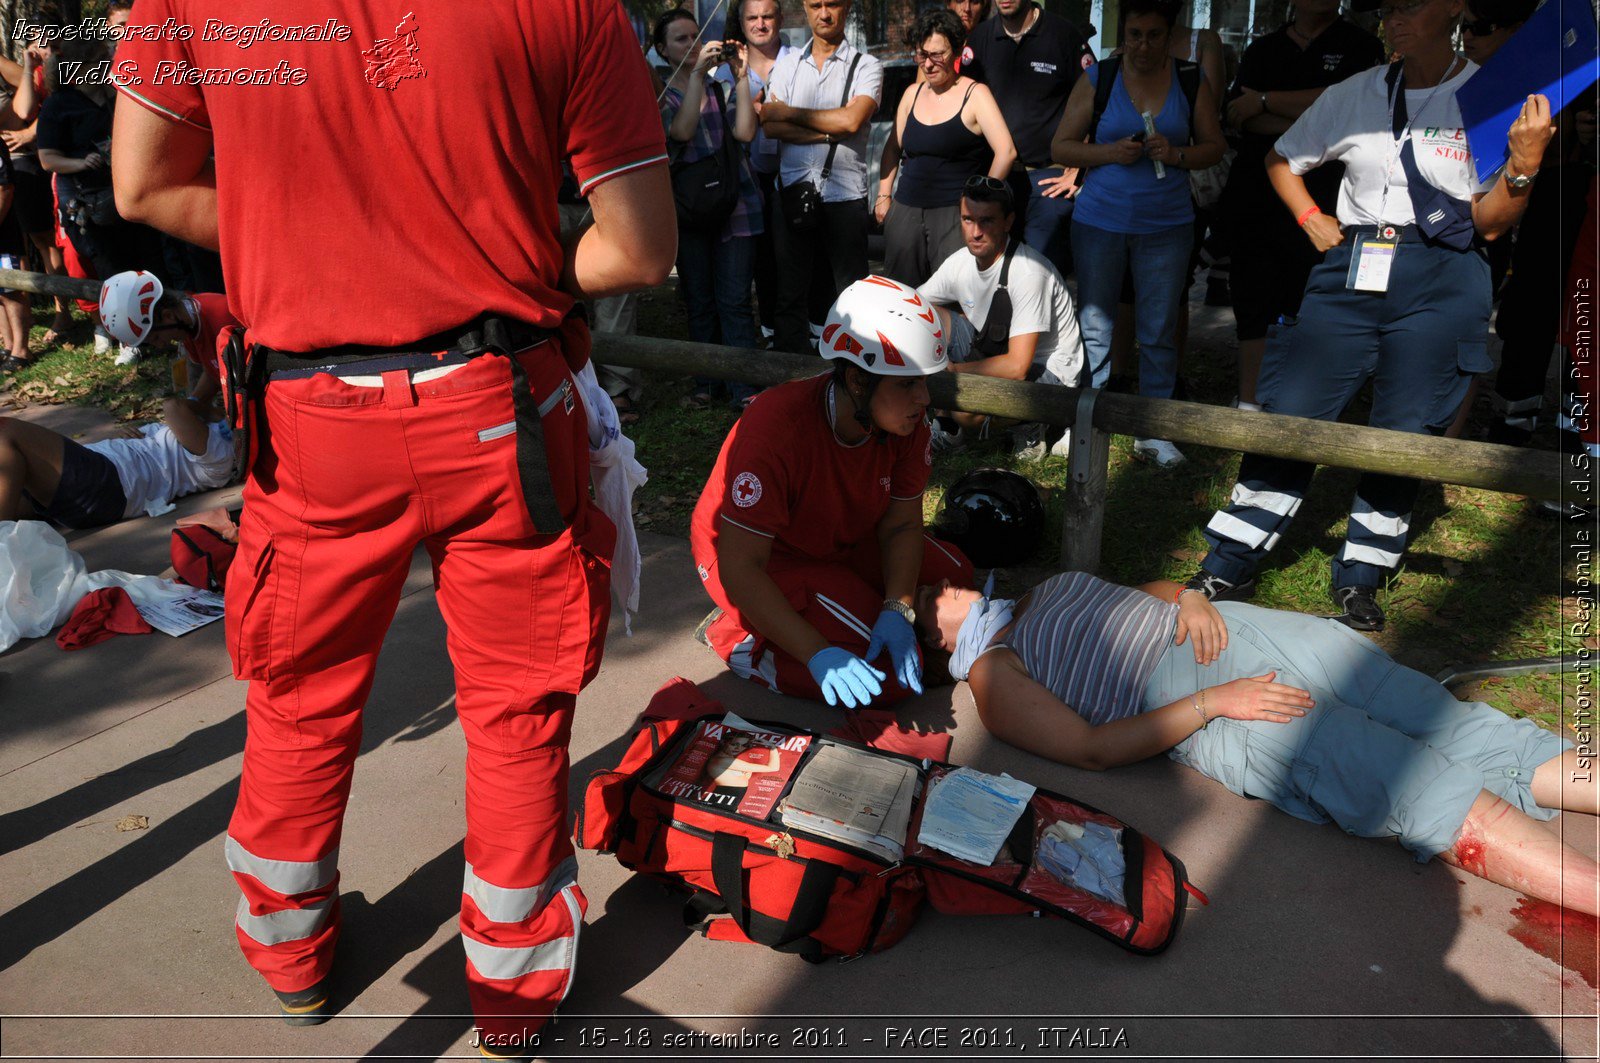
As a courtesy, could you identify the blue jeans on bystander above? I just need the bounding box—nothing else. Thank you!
[677,230,758,401]
[1071,220,1192,394]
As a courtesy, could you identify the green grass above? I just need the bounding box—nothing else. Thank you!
[618,283,1584,731]
[1,314,174,422]
[5,282,1581,731]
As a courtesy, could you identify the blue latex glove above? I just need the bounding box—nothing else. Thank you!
[806,646,886,709]
[864,608,923,695]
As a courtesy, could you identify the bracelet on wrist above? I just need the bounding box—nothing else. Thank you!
[1190,693,1210,728]
[1296,205,1321,228]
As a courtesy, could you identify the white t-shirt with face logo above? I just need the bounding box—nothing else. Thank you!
[1275,60,1494,229]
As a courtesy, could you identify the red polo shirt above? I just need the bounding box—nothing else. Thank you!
[113,1,666,352]
[690,375,933,568]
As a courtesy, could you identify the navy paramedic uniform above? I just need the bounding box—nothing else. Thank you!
[1200,59,1493,593]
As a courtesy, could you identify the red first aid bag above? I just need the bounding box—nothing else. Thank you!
[171,525,238,591]
[577,680,1199,962]
[578,710,927,962]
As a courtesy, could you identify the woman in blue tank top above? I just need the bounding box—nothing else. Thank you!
[909,572,1596,918]
[876,8,1017,286]
[1051,0,1225,468]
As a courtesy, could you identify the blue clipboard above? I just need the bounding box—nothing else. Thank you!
[1457,0,1600,184]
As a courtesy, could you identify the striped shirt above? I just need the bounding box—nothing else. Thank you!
[1000,573,1178,725]
[662,83,765,243]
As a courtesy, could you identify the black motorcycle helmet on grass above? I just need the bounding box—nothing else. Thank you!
[932,468,1045,568]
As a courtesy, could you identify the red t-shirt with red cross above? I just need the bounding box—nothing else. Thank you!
[690,375,933,568]
[112,1,666,352]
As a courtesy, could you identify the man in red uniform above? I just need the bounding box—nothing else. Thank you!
[110,2,673,1054]
[691,276,974,709]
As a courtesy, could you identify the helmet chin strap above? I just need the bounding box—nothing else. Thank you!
[839,372,882,439]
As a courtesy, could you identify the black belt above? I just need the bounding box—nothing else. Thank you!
[225,313,571,535]
[1345,223,1487,256]
[254,315,552,377]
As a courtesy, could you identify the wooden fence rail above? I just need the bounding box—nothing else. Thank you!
[0,263,1556,572]
[590,333,1563,572]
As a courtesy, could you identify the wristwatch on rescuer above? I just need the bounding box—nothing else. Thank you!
[883,599,916,625]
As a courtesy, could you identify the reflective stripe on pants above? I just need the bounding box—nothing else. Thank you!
[1201,237,1489,590]
[225,346,611,1031]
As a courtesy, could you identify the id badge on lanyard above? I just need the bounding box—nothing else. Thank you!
[1347,225,1400,292]
[1348,62,1458,293]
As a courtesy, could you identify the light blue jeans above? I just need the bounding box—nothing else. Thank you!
[1071,220,1192,394]
[1143,603,1569,861]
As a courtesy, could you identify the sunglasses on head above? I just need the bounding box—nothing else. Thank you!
[964,175,1009,194]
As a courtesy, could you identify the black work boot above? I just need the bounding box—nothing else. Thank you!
[274,978,335,1026]
[1183,571,1258,603]
[1331,585,1385,632]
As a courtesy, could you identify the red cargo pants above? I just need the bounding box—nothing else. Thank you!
[696,534,973,704]
[223,340,613,1042]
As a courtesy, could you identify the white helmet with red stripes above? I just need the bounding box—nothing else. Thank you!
[99,270,165,347]
[820,275,948,376]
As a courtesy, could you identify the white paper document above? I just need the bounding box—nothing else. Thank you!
[136,588,226,637]
[916,767,1036,866]
[778,744,919,863]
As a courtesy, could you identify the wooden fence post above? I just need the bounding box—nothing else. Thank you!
[1060,388,1109,574]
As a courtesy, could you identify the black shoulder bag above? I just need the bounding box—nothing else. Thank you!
[671,80,742,232]
[780,54,862,232]
[972,238,1019,358]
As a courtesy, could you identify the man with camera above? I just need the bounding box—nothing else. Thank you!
[759,0,883,356]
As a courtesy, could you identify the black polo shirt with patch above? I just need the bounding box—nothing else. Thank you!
[1228,19,1385,200]
[965,3,1096,168]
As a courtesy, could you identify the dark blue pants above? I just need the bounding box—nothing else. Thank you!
[1201,231,1492,591]
[1007,167,1076,278]
[677,229,758,401]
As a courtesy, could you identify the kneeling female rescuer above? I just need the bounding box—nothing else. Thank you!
[690,276,975,709]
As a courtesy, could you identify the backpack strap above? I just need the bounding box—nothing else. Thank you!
[1087,55,1121,145]
[817,53,864,184]
[997,235,1018,290]
[1174,58,1202,142]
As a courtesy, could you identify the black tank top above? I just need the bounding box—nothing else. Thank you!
[895,83,990,210]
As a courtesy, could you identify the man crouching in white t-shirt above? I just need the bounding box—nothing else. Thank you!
[918,176,1085,457]
[0,395,235,528]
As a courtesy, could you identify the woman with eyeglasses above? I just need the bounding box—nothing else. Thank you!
[1049,0,1227,469]
[876,8,1017,287]
[1185,0,1553,633]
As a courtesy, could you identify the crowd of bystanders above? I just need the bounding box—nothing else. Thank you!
[1,0,1593,636]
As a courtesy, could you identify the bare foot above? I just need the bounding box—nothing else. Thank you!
[41,312,71,346]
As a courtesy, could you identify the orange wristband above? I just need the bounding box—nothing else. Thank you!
[1296,206,1322,228]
